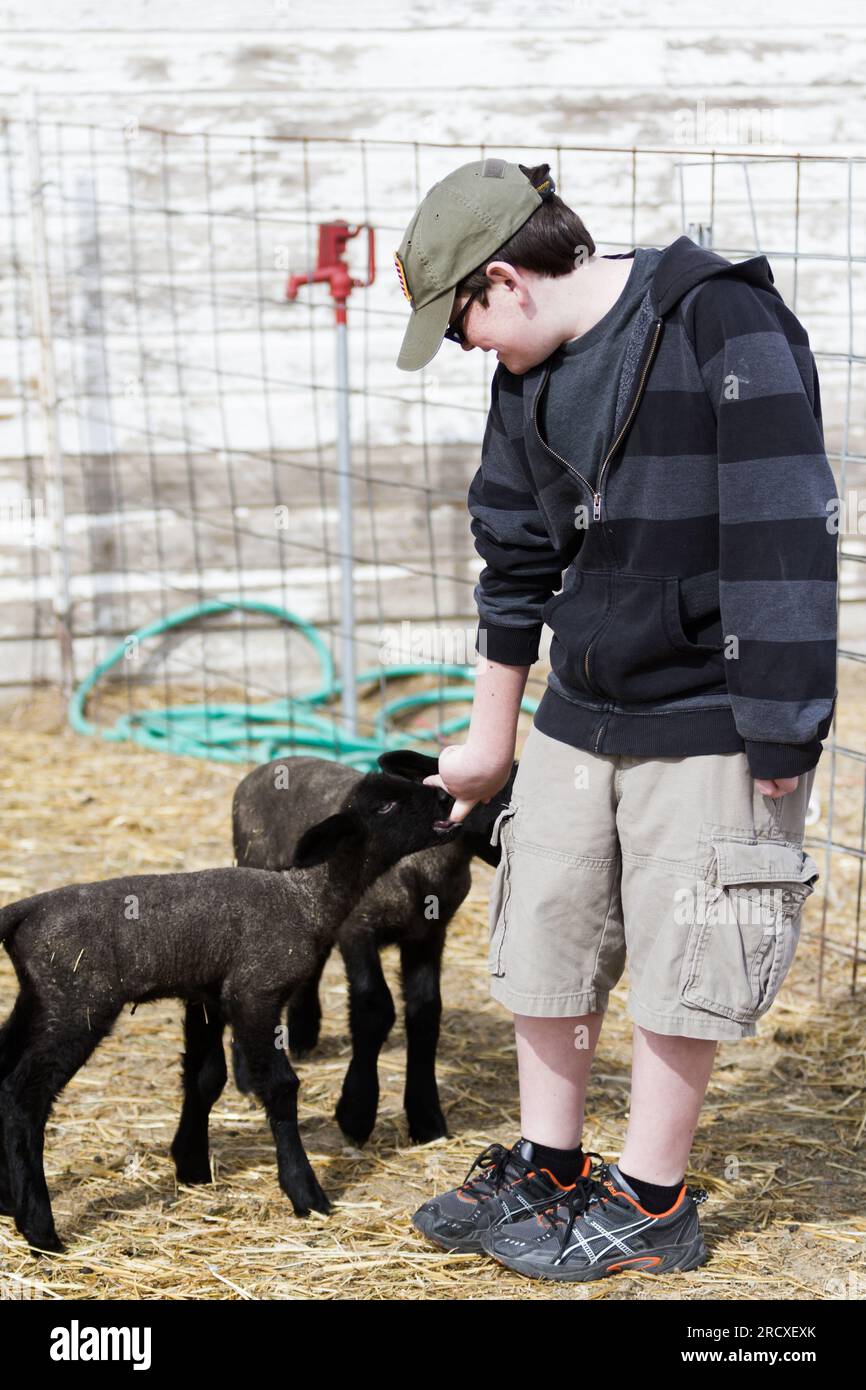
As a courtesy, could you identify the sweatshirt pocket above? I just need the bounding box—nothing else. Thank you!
[544,570,725,702]
[542,570,612,699]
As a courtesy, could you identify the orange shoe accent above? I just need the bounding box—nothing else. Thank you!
[603,1179,688,1219]
[538,1168,578,1191]
[606,1255,664,1272]
[532,1151,593,1189]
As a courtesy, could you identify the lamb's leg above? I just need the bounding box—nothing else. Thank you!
[334,932,396,1145]
[231,1007,330,1217]
[287,947,331,1057]
[0,1091,58,1251]
[171,998,226,1185]
[0,995,32,1080]
[1,1013,114,1253]
[400,926,448,1144]
[230,1037,252,1095]
[0,995,34,1213]
[231,947,330,1095]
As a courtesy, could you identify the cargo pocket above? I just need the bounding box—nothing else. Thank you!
[678,837,820,1024]
[488,803,518,978]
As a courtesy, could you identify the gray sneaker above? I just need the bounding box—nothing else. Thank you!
[412,1140,602,1254]
[480,1160,709,1281]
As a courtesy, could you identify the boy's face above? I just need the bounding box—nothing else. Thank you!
[448,261,564,375]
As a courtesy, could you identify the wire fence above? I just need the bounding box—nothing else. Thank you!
[0,108,864,994]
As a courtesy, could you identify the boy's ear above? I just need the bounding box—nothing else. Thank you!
[377,749,440,782]
[292,810,365,869]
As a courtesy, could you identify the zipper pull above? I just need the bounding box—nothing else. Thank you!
[592,492,602,521]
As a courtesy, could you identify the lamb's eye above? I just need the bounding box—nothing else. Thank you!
[377,800,398,815]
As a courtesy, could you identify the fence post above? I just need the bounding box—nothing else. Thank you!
[334,315,357,737]
[24,90,74,696]
[75,168,119,651]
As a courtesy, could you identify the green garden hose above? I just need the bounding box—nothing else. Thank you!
[67,598,539,771]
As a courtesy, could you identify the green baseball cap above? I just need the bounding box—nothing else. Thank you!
[393,158,554,372]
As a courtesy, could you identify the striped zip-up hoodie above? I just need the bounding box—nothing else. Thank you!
[468,235,839,779]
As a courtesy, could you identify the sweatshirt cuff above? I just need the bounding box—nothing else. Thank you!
[475,620,542,666]
[744,737,823,781]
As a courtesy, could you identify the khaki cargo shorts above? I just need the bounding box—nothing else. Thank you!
[487,724,820,1040]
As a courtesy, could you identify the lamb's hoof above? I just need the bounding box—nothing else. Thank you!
[335,1095,375,1146]
[288,1181,331,1218]
[407,1112,449,1145]
[0,1191,15,1217]
[171,1138,214,1185]
[175,1161,213,1185]
[24,1226,65,1255]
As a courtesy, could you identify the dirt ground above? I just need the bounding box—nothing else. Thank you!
[0,675,864,1302]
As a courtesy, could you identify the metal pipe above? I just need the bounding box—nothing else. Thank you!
[335,317,356,736]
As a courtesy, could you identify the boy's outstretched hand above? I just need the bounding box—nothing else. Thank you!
[422,743,512,823]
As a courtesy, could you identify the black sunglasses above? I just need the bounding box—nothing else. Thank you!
[443,288,483,346]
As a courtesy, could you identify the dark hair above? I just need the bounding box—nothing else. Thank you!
[453,162,596,308]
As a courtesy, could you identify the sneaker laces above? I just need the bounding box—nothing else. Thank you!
[542,1162,709,1257]
[457,1142,531,1204]
[541,1162,636,1255]
[458,1141,602,1206]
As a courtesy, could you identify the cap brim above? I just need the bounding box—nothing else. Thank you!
[395,284,456,371]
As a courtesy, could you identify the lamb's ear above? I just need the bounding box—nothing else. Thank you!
[377,749,440,781]
[292,810,365,869]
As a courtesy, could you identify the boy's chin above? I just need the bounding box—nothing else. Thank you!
[498,357,531,375]
[497,348,550,374]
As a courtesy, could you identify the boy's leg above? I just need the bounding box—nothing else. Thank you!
[515,1011,605,1150]
[411,1007,606,1254]
[488,724,625,1152]
[617,750,818,1187]
[618,1026,717,1184]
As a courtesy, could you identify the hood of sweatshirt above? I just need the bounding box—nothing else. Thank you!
[648,233,783,317]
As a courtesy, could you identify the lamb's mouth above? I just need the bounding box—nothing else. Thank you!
[433,819,459,832]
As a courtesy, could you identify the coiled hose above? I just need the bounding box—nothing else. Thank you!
[68,598,539,771]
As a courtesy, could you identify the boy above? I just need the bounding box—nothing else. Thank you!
[392,159,837,1281]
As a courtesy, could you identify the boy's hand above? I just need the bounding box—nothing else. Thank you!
[422,743,512,823]
[755,776,799,798]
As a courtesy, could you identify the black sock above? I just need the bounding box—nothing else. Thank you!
[524,1138,585,1187]
[619,1168,684,1215]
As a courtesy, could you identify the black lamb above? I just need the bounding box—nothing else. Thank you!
[232,748,516,1145]
[0,771,461,1253]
